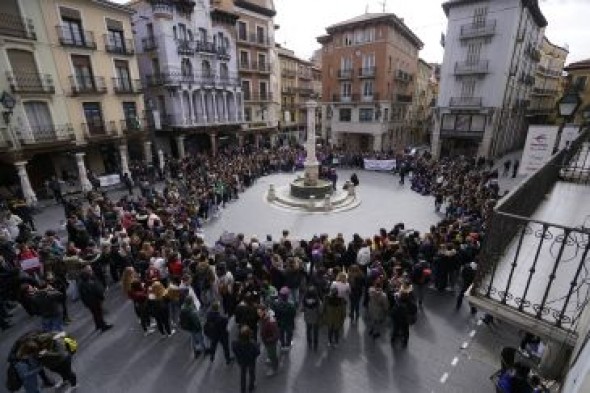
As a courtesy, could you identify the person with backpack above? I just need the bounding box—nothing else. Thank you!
[179,296,205,359]
[258,304,280,376]
[390,290,417,348]
[232,326,261,393]
[411,259,431,308]
[204,302,233,364]
[12,340,42,393]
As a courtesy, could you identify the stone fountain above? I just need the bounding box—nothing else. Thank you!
[266,100,360,213]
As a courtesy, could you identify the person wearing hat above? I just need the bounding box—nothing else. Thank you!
[272,286,296,351]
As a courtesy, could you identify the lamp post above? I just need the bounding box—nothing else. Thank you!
[555,91,582,153]
[1,91,19,148]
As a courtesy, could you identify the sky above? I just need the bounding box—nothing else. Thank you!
[114,0,589,64]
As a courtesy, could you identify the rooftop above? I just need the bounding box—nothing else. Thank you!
[442,0,547,28]
[565,59,590,71]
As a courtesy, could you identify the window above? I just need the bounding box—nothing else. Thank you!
[201,60,211,77]
[123,102,138,129]
[146,23,154,39]
[365,28,375,42]
[59,7,84,45]
[219,63,228,80]
[339,108,351,122]
[83,103,104,134]
[240,51,249,68]
[355,29,364,44]
[384,108,389,122]
[181,58,193,78]
[71,55,94,89]
[362,54,375,70]
[199,28,207,42]
[344,33,353,46]
[341,82,351,97]
[466,42,482,63]
[473,7,488,27]
[24,101,53,136]
[341,56,352,71]
[106,19,125,52]
[238,22,247,40]
[575,76,587,91]
[363,80,373,97]
[242,80,251,98]
[178,23,187,40]
[157,95,166,116]
[7,49,40,90]
[359,108,374,122]
[173,26,178,40]
[256,26,265,44]
[114,59,131,90]
[461,79,476,97]
[244,107,252,122]
[258,53,266,70]
[151,58,160,75]
[259,81,268,99]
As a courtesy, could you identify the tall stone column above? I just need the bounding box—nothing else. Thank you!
[303,100,319,185]
[119,143,131,178]
[210,133,217,157]
[255,134,261,149]
[240,93,245,122]
[187,93,194,124]
[144,141,153,164]
[200,91,208,123]
[176,135,186,159]
[373,133,383,152]
[75,152,93,192]
[222,92,228,122]
[158,149,165,173]
[14,161,37,206]
[212,91,219,122]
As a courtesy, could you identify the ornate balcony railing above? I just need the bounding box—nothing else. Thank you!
[337,69,353,79]
[450,96,483,107]
[112,78,142,94]
[70,75,107,95]
[395,70,413,82]
[460,20,496,39]
[282,69,296,78]
[237,32,271,46]
[17,124,75,146]
[358,67,376,78]
[82,120,118,139]
[239,61,271,73]
[471,131,590,339]
[104,35,135,55]
[176,39,193,55]
[120,118,145,135]
[7,72,55,94]
[195,40,217,54]
[0,12,36,40]
[531,87,558,96]
[454,60,489,75]
[537,65,561,78]
[244,92,272,102]
[56,26,96,49]
[142,36,158,51]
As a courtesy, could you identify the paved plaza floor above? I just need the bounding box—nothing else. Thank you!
[1,164,529,393]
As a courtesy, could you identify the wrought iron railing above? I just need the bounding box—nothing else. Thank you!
[104,35,135,55]
[56,26,96,49]
[7,72,55,94]
[237,32,271,46]
[395,69,413,82]
[195,40,217,54]
[70,75,107,95]
[454,60,489,75]
[472,130,590,331]
[460,20,496,39]
[281,69,296,78]
[450,96,483,107]
[82,120,118,139]
[176,39,193,55]
[142,36,158,51]
[0,13,36,40]
[112,78,142,94]
[244,92,272,102]
[120,118,145,134]
[337,69,353,79]
[17,124,75,145]
[358,67,376,78]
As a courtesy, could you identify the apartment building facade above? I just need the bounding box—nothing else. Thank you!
[432,0,547,159]
[277,45,318,144]
[0,0,145,204]
[234,0,279,147]
[410,59,435,145]
[130,0,243,157]
[527,36,568,124]
[317,13,423,152]
[564,59,590,126]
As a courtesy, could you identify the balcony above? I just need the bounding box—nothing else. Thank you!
[237,33,271,47]
[298,71,312,80]
[195,40,217,54]
[396,94,413,103]
[460,20,496,39]
[454,60,489,75]
[69,75,107,95]
[358,67,376,78]
[56,26,96,49]
[298,88,313,97]
[337,69,353,80]
[449,96,483,107]
[440,129,484,139]
[282,86,296,95]
[7,72,55,95]
[537,65,561,78]
[112,78,142,94]
[468,132,590,346]
[120,118,146,135]
[176,39,193,55]
[394,70,413,83]
[0,12,36,40]
[281,69,296,78]
[104,35,134,55]
[527,45,542,62]
[216,46,231,60]
[531,87,558,96]
[360,92,380,102]
[17,124,76,147]
[151,2,174,18]
[82,120,118,140]
[142,36,158,51]
[239,61,271,73]
[244,92,273,102]
[216,76,241,88]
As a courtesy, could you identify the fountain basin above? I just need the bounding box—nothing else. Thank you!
[290,178,333,199]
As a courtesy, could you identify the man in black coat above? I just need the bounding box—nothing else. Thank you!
[204,302,233,364]
[232,326,260,393]
[77,266,112,332]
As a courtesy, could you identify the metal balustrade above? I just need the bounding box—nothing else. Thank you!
[17,124,75,145]
[104,35,134,55]
[112,78,142,94]
[56,26,96,49]
[454,60,489,75]
[0,13,36,40]
[7,72,55,94]
[460,20,496,39]
[450,96,483,107]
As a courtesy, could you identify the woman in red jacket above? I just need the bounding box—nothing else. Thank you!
[128,279,154,336]
[18,243,42,279]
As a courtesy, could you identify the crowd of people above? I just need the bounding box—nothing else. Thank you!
[0,144,544,393]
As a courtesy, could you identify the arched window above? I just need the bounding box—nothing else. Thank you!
[219,63,228,80]
[202,60,211,77]
[181,58,193,78]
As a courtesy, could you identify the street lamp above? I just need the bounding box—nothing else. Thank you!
[1,91,16,125]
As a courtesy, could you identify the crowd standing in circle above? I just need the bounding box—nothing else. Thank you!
[0,144,509,393]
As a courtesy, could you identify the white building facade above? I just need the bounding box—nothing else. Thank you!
[130,0,243,156]
[432,0,547,159]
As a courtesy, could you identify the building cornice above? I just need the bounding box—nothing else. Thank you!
[93,0,135,14]
[234,1,276,17]
[564,59,590,72]
[211,8,239,25]
[442,0,547,28]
